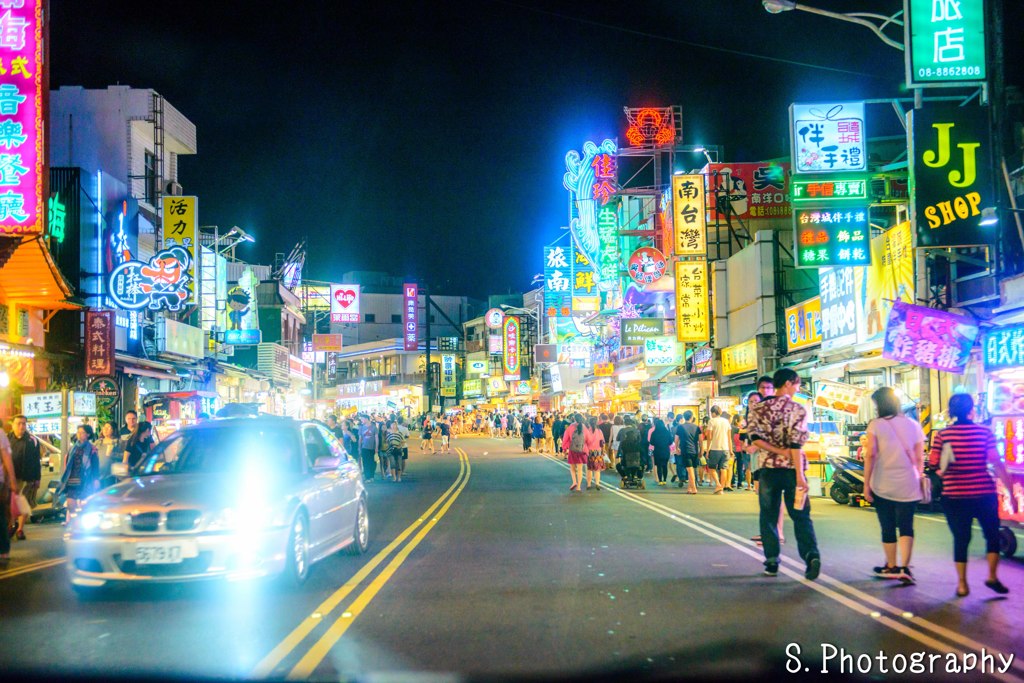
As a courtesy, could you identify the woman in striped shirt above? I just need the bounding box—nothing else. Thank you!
[928,394,1013,597]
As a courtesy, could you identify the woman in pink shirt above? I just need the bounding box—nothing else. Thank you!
[583,415,606,491]
[561,413,590,492]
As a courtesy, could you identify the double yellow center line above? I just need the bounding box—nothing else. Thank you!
[252,447,471,680]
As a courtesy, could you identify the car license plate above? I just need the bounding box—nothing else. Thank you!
[132,542,193,565]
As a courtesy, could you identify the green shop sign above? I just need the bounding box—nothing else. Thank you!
[905,0,986,88]
[791,179,868,203]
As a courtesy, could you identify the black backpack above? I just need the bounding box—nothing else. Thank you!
[619,427,640,455]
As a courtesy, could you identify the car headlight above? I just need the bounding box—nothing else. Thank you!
[77,511,122,533]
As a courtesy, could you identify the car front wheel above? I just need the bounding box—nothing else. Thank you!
[284,512,310,585]
[345,498,370,556]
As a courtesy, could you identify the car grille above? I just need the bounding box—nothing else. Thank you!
[115,552,213,577]
[130,512,161,532]
[166,510,201,532]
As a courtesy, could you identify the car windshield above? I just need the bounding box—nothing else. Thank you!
[140,424,303,476]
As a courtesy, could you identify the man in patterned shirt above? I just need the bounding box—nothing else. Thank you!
[746,368,821,580]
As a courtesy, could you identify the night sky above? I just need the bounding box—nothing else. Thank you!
[49,1,1023,295]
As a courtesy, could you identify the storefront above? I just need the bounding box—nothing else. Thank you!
[718,338,760,399]
[144,390,219,438]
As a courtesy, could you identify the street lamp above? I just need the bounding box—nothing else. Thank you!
[761,0,905,52]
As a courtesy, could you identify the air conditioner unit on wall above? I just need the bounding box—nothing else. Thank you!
[165,181,183,196]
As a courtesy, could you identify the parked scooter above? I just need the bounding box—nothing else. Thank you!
[827,454,864,506]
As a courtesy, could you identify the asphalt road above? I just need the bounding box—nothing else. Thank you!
[1,436,1022,681]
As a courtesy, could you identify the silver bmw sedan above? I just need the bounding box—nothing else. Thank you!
[64,416,369,596]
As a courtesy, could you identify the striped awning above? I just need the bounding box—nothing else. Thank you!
[0,236,78,310]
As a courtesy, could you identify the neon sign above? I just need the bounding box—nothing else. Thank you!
[625,108,675,147]
[627,247,667,285]
[0,0,42,236]
[794,207,871,268]
[47,193,65,243]
[791,179,867,202]
[502,316,520,380]
[108,245,194,311]
[564,139,617,291]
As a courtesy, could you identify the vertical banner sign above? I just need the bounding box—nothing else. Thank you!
[502,316,521,380]
[790,102,867,174]
[161,196,197,303]
[441,353,456,397]
[85,310,115,377]
[675,261,710,343]
[595,198,620,287]
[905,0,986,88]
[910,104,993,248]
[543,245,571,317]
[862,222,915,344]
[672,174,707,256]
[330,283,360,323]
[0,0,43,237]
[819,267,860,350]
[403,283,418,352]
[563,139,617,294]
[571,237,598,311]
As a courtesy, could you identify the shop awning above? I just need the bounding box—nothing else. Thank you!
[0,236,78,310]
[719,372,757,390]
[641,365,680,387]
[116,353,180,381]
[811,355,897,382]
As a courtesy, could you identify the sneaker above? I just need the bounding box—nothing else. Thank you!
[658,481,667,486]
[724,487,734,492]
[805,556,822,581]
[899,567,915,585]
[763,562,779,577]
[873,565,900,578]
[671,475,678,483]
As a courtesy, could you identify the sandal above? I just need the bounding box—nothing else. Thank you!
[985,580,1009,595]
[956,586,970,598]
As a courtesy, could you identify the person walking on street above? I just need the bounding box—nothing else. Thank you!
[397,417,411,477]
[123,421,154,473]
[0,420,15,561]
[584,416,606,490]
[438,417,451,454]
[552,414,566,457]
[94,422,120,487]
[650,418,674,486]
[705,406,733,494]
[929,393,1014,597]
[8,415,42,540]
[746,368,821,580]
[562,414,588,492]
[674,411,702,494]
[120,409,139,438]
[358,416,378,482]
[384,421,405,483]
[420,416,435,453]
[863,387,925,585]
[61,425,100,519]
[531,415,545,453]
[639,415,653,473]
[521,414,533,453]
[543,414,555,454]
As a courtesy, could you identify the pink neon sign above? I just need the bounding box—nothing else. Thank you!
[0,0,43,236]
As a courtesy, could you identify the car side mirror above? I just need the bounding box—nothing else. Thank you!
[111,463,129,479]
[314,456,341,470]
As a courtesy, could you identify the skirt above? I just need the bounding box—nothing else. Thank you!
[587,453,606,472]
[567,450,588,466]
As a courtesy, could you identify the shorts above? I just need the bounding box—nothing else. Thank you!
[567,450,588,466]
[389,449,403,471]
[678,453,701,470]
[587,453,605,472]
[20,480,40,508]
[441,435,449,447]
[707,450,729,471]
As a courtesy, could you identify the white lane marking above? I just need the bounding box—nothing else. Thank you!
[540,454,1023,678]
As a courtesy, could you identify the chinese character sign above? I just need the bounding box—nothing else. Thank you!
[644,336,683,367]
[161,196,197,303]
[543,245,571,317]
[983,325,1024,373]
[330,284,361,323]
[906,0,986,87]
[21,392,62,419]
[108,245,194,311]
[0,0,42,236]
[595,199,620,286]
[721,339,758,376]
[672,173,706,256]
[882,301,979,374]
[627,247,667,285]
[863,222,915,344]
[819,267,861,350]
[502,316,520,380]
[403,283,418,352]
[85,310,114,377]
[675,261,710,343]
[707,163,791,220]
[441,353,457,397]
[794,207,871,268]
[563,139,617,291]
[791,179,868,203]
[910,104,993,248]
[785,296,822,352]
[571,237,599,311]
[791,102,867,174]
